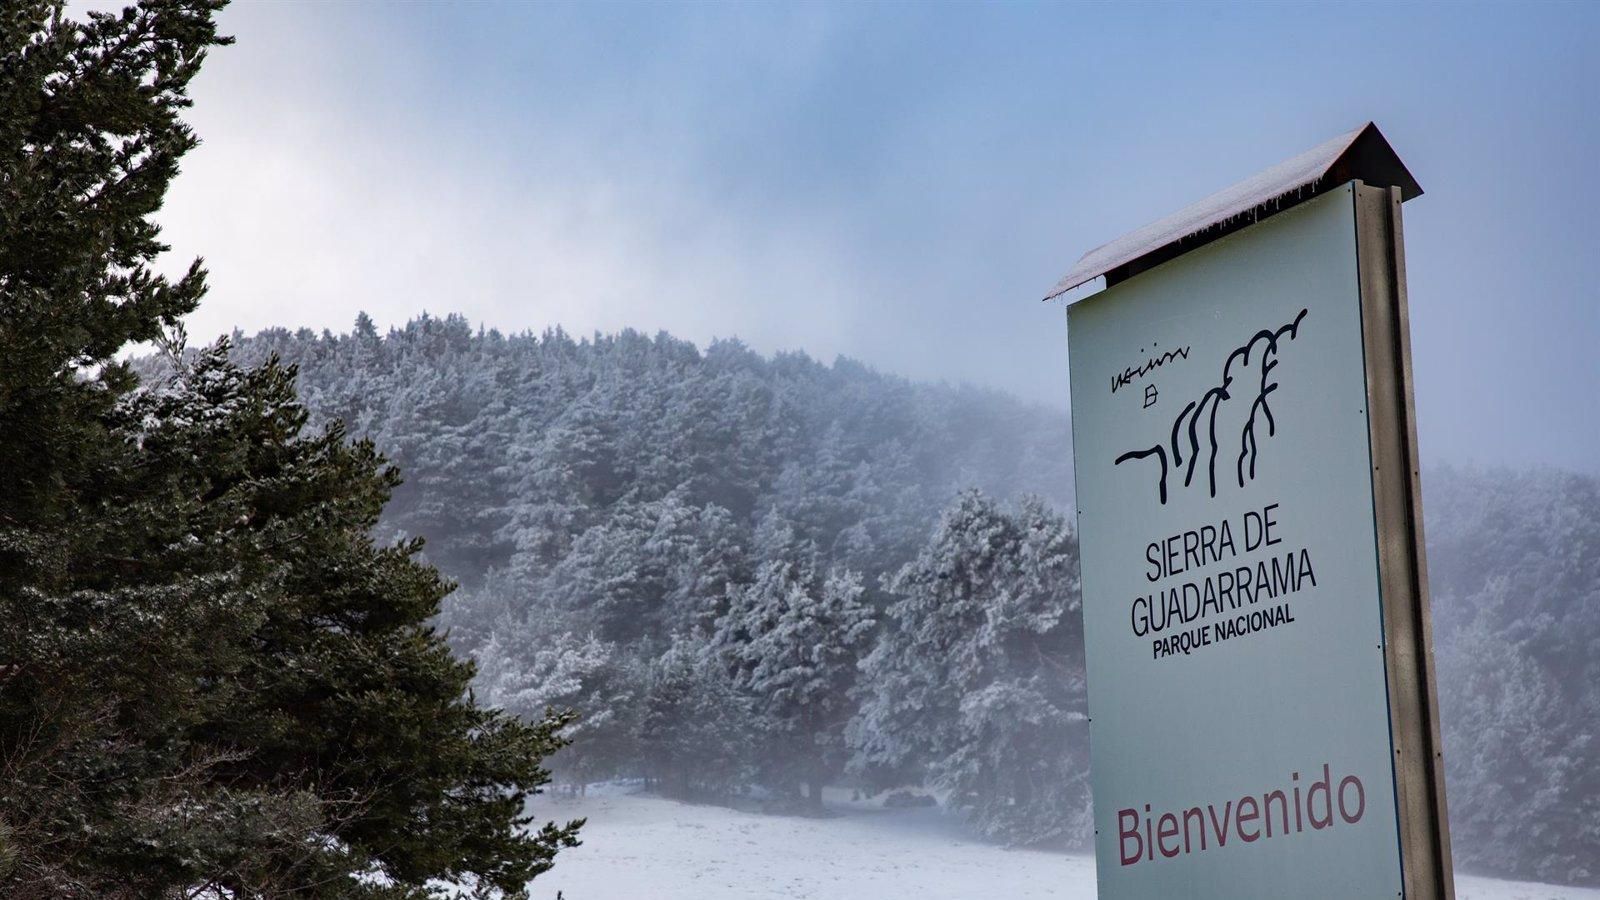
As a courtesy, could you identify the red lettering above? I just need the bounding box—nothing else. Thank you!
[1157,813,1180,858]
[1338,775,1366,824]
[1264,790,1289,838]
[1292,772,1304,833]
[1112,764,1368,867]
[1237,795,1261,842]
[1207,800,1233,848]
[1308,763,1333,829]
[1181,807,1207,853]
[1145,804,1154,861]
[1119,808,1142,866]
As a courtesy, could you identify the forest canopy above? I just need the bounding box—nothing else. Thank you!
[223,316,1600,887]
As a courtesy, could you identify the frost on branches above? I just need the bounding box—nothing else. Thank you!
[851,491,1092,845]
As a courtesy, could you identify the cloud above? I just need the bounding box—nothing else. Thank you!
[68,1,1600,473]
[148,3,868,362]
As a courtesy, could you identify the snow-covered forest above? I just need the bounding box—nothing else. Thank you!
[222,314,1598,888]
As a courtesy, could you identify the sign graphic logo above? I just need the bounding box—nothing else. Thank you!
[1114,308,1308,504]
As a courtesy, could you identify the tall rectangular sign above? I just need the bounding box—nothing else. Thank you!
[1067,183,1451,898]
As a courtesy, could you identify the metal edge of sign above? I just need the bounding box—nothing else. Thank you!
[1351,181,1456,900]
[1059,300,1107,896]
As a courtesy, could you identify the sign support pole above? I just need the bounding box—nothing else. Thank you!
[1354,182,1454,899]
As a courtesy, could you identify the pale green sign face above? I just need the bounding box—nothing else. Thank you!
[1067,186,1404,899]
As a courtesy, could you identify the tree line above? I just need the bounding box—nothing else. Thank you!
[229,315,1600,886]
[221,314,1090,847]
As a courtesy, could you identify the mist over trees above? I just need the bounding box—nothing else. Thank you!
[225,316,1600,887]
[221,315,1086,841]
[225,314,1075,595]
[1426,466,1600,886]
[850,492,1091,845]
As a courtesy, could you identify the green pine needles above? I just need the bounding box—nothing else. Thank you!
[0,3,580,896]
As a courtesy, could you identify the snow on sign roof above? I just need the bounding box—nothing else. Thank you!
[1043,122,1422,302]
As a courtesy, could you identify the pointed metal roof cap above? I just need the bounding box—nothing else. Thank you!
[1044,122,1422,302]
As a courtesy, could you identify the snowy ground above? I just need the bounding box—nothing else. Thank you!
[526,783,1599,900]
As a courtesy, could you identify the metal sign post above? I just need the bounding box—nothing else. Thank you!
[1050,124,1452,899]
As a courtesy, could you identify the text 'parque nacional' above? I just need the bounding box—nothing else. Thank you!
[1131,503,1318,660]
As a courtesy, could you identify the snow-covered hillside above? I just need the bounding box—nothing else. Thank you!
[529,785,1600,900]
[241,325,1600,883]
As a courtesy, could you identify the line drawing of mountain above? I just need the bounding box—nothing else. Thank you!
[1114,308,1309,505]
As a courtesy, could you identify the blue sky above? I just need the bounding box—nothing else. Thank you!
[153,1,1597,473]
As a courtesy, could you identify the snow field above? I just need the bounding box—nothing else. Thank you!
[528,785,1600,900]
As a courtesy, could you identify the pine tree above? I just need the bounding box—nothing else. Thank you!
[1427,466,1600,885]
[850,491,1091,845]
[477,629,636,793]
[714,543,874,809]
[636,637,753,800]
[0,4,579,895]
[1,3,231,891]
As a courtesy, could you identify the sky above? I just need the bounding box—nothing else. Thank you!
[136,1,1597,474]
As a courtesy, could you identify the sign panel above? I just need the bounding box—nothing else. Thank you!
[1068,185,1409,898]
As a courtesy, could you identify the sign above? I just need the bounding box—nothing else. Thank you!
[1065,180,1452,898]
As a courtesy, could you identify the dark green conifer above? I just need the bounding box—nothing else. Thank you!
[0,3,580,896]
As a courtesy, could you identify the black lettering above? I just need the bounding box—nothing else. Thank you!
[1244,509,1263,551]
[1298,548,1317,588]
